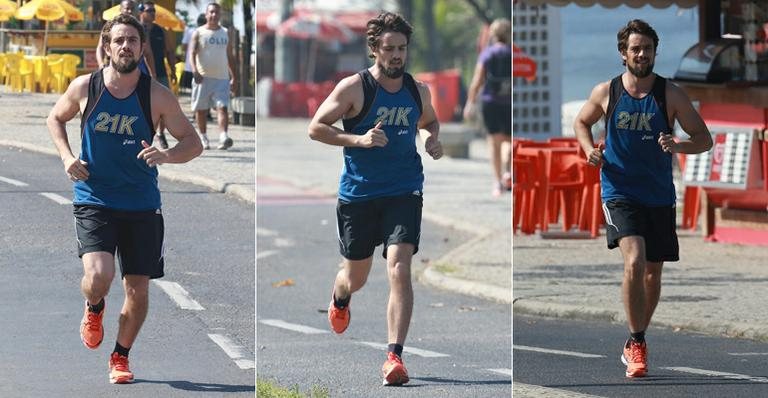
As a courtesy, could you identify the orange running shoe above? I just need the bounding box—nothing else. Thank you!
[327,296,350,334]
[621,339,648,378]
[80,301,104,350]
[109,352,134,384]
[382,352,409,386]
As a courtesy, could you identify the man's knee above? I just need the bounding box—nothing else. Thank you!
[82,253,115,295]
[124,276,150,302]
[387,260,412,281]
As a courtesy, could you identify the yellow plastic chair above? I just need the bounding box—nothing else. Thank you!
[3,53,22,87]
[45,53,62,63]
[0,54,7,83]
[61,54,81,84]
[31,56,50,93]
[12,58,35,92]
[47,58,67,93]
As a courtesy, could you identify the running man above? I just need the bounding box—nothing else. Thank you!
[308,11,443,386]
[47,14,202,384]
[573,19,712,378]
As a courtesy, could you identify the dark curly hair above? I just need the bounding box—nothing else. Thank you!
[366,12,413,59]
[617,19,659,65]
[101,13,146,48]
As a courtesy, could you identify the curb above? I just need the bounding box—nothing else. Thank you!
[420,266,511,304]
[0,140,254,204]
[513,298,768,342]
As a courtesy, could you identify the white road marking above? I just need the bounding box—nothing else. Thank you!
[513,344,605,358]
[274,238,294,247]
[259,319,329,334]
[208,334,254,370]
[514,383,606,397]
[234,359,256,369]
[152,280,205,310]
[257,227,278,237]
[357,341,450,358]
[256,250,279,260]
[662,366,768,383]
[0,176,28,186]
[39,192,72,205]
[487,368,512,377]
[728,352,768,356]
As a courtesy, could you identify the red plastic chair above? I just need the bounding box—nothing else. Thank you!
[513,156,540,234]
[545,152,586,232]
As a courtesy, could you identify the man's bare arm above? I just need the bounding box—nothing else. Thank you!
[96,35,106,68]
[308,76,376,148]
[415,82,442,160]
[574,82,609,165]
[137,84,202,166]
[663,84,712,154]
[46,75,90,179]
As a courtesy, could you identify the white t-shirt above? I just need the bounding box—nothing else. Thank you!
[193,25,229,80]
[182,26,195,72]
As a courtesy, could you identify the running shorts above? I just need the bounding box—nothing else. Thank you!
[481,101,511,135]
[336,192,423,260]
[74,205,165,278]
[602,199,679,262]
[191,76,230,111]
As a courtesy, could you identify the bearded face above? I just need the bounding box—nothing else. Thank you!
[111,56,139,73]
[623,33,656,78]
[373,31,408,79]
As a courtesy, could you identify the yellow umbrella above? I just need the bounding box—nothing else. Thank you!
[15,0,83,54]
[0,0,18,21]
[0,0,18,53]
[102,4,184,32]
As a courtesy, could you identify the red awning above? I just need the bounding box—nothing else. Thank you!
[257,9,379,35]
[520,0,696,8]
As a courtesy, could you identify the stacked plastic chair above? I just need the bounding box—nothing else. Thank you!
[61,54,81,86]
[46,57,67,93]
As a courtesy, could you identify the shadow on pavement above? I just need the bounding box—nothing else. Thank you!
[410,376,511,385]
[133,379,255,392]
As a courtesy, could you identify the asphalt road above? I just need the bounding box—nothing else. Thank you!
[514,314,768,397]
[256,178,512,397]
[0,146,254,396]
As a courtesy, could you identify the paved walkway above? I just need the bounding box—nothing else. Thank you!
[514,219,768,341]
[0,87,512,304]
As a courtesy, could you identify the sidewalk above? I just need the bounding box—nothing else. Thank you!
[514,225,768,341]
[0,87,512,304]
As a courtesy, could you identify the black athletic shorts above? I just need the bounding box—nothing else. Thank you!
[336,192,423,260]
[481,101,511,135]
[602,199,679,262]
[74,205,165,278]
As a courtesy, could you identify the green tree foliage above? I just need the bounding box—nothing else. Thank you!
[406,0,509,87]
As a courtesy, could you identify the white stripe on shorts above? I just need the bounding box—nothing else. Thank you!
[602,202,619,232]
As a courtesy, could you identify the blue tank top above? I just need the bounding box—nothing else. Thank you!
[602,76,675,206]
[338,70,424,202]
[74,71,160,210]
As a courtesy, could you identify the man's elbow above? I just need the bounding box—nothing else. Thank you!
[308,123,322,141]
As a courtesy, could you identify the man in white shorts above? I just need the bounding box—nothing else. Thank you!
[190,2,236,150]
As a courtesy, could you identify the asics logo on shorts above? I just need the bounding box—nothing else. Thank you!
[375,106,413,127]
[93,112,138,135]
